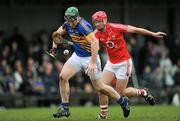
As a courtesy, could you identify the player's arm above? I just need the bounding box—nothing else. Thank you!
[87,32,99,64]
[47,26,66,58]
[127,25,167,39]
[86,32,99,74]
[52,26,66,48]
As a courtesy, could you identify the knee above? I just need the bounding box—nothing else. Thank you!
[59,73,68,83]
[96,87,102,92]
[96,85,105,93]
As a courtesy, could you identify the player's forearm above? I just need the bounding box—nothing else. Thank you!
[52,41,58,48]
[91,42,99,64]
[128,25,155,37]
[51,31,62,48]
[136,28,155,37]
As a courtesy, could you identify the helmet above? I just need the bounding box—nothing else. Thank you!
[64,7,79,21]
[92,11,107,21]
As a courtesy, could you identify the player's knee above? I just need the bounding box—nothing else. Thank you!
[97,88,104,93]
[96,85,107,93]
[59,74,68,82]
[95,85,103,92]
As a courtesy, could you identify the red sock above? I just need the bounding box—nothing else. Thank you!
[100,105,108,117]
[136,89,146,96]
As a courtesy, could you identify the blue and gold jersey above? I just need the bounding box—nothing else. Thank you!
[62,17,93,57]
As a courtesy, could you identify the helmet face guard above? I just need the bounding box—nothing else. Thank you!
[64,15,78,21]
[64,7,79,21]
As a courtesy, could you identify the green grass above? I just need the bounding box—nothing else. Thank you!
[0,105,180,121]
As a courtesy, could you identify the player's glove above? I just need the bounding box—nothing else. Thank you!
[46,48,57,59]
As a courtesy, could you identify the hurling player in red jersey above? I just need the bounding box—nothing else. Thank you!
[92,11,167,119]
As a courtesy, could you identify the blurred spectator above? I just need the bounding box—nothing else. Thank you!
[26,57,38,82]
[28,33,44,64]
[160,50,174,104]
[160,50,174,87]
[172,59,180,86]
[158,39,168,53]
[42,59,58,95]
[2,65,15,94]
[0,58,7,77]
[128,34,139,71]
[2,45,10,59]
[171,59,180,105]
[9,42,22,66]
[172,37,180,62]
[141,65,154,87]
[13,60,24,93]
[138,40,149,75]
[151,66,163,88]
[54,60,63,73]
[39,30,49,46]
[34,75,45,95]
[146,41,160,70]
[23,57,39,95]
[0,59,6,95]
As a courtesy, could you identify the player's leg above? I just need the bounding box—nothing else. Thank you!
[83,56,130,118]
[89,63,130,119]
[91,77,130,118]
[53,53,81,118]
[59,64,77,102]
[96,70,115,119]
[53,63,77,118]
[116,83,155,105]
[115,59,155,105]
[95,59,131,119]
[87,56,121,101]
[114,59,136,97]
[116,81,155,105]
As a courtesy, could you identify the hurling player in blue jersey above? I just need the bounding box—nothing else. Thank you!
[48,7,130,118]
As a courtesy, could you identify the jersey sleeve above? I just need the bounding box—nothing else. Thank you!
[110,23,128,33]
[79,20,93,36]
[62,22,68,31]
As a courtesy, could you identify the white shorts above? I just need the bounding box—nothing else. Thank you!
[104,59,132,80]
[66,53,102,80]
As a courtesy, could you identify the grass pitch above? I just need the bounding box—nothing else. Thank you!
[0,105,179,121]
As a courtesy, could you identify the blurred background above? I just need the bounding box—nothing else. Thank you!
[0,0,179,108]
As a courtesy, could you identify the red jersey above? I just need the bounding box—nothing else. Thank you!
[94,22,131,64]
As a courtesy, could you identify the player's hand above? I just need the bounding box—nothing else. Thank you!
[46,48,57,59]
[153,32,167,39]
[86,62,96,76]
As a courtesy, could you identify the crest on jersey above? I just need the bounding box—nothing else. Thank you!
[105,40,117,48]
